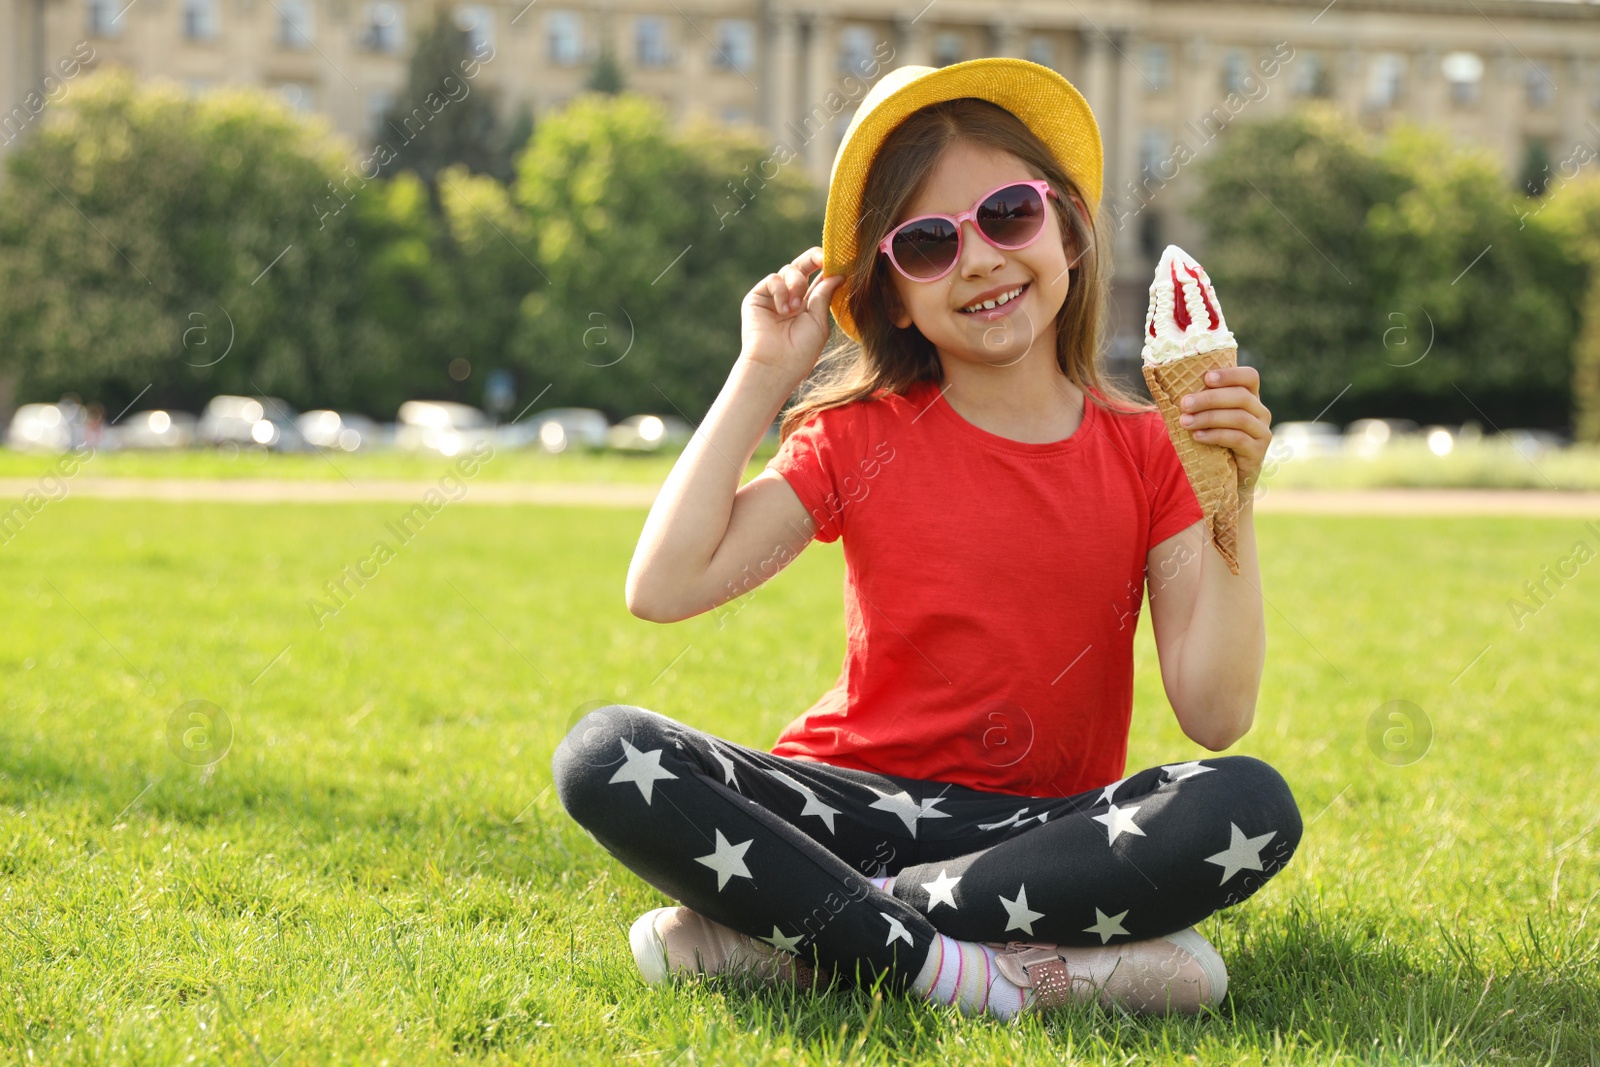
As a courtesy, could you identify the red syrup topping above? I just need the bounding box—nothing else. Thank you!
[1170,258,1190,331]
[1185,261,1221,331]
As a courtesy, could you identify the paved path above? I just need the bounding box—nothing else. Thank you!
[5,478,1600,515]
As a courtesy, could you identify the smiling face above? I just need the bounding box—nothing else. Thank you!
[884,140,1082,370]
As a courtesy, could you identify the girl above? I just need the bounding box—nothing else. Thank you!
[554,58,1300,1019]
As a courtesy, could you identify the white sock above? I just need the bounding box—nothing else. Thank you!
[910,933,1028,1020]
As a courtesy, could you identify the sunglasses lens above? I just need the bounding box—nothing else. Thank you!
[890,219,958,280]
[977,184,1047,247]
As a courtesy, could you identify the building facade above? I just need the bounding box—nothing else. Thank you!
[3,0,1599,340]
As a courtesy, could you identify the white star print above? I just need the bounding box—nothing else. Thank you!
[768,770,842,834]
[1083,907,1130,943]
[1204,822,1279,884]
[761,926,803,953]
[607,738,678,804]
[1092,802,1148,844]
[881,912,914,947]
[976,807,1049,831]
[693,829,754,891]
[1161,761,1215,784]
[921,869,961,911]
[1096,775,1132,806]
[999,884,1045,935]
[709,746,738,788]
[868,789,950,838]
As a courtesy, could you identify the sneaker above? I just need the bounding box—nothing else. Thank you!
[629,906,823,989]
[989,927,1228,1015]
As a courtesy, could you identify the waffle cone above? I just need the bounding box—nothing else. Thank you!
[1142,347,1241,575]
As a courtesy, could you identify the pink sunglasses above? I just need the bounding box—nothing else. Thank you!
[877,179,1061,282]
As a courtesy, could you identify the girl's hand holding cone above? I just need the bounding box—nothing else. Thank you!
[1176,365,1274,497]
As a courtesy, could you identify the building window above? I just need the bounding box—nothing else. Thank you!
[455,5,492,55]
[1138,211,1164,262]
[1526,60,1555,109]
[1367,52,1405,108]
[1142,43,1171,92]
[367,89,395,136]
[277,0,312,48]
[360,2,403,53]
[837,25,875,77]
[635,16,670,67]
[1291,52,1333,97]
[278,82,315,112]
[1026,35,1053,70]
[933,31,963,67]
[87,0,122,37]
[1442,51,1483,106]
[1139,127,1169,178]
[1222,49,1247,93]
[547,11,583,65]
[182,0,218,41]
[713,19,754,73]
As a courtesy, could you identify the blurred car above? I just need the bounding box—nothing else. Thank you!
[607,414,692,452]
[1343,418,1419,458]
[298,410,382,452]
[197,395,309,451]
[114,410,197,450]
[1502,428,1566,459]
[6,403,77,452]
[1269,421,1341,461]
[395,400,493,456]
[518,408,609,454]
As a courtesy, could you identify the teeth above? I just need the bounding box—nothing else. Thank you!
[962,285,1024,313]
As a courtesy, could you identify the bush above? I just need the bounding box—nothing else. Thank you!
[1192,105,1588,429]
[0,69,453,418]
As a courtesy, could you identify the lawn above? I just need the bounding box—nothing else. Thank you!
[2,436,1600,490]
[1,494,1596,1065]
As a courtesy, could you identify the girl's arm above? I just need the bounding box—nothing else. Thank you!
[1145,365,1274,750]
[625,247,844,623]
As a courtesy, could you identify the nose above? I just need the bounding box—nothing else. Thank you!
[957,219,1005,278]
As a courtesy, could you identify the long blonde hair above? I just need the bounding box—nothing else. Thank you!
[780,97,1152,441]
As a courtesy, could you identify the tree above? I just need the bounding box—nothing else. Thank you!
[1539,175,1600,442]
[585,43,625,95]
[1366,122,1580,426]
[494,101,535,183]
[1572,269,1600,443]
[496,92,821,420]
[0,69,451,417]
[377,2,501,190]
[1190,104,1585,428]
[1189,104,1409,419]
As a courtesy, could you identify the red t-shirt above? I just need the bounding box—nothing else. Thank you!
[763,378,1204,798]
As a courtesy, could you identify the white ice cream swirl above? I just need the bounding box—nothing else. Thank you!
[1141,244,1235,364]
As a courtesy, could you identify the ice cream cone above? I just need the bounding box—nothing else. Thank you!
[1143,347,1241,576]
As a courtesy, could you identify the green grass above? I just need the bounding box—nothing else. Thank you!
[1258,441,1600,492]
[1,496,1597,1065]
[0,445,776,484]
[4,436,1600,490]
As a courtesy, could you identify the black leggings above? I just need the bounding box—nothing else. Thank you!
[553,704,1302,990]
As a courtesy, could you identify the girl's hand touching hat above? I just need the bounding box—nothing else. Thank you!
[739,247,846,388]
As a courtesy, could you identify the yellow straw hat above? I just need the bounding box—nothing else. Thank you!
[822,57,1104,342]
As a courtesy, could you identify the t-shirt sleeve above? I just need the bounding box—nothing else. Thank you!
[764,408,848,544]
[1144,410,1205,554]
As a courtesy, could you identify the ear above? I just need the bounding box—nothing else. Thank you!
[885,278,913,329]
